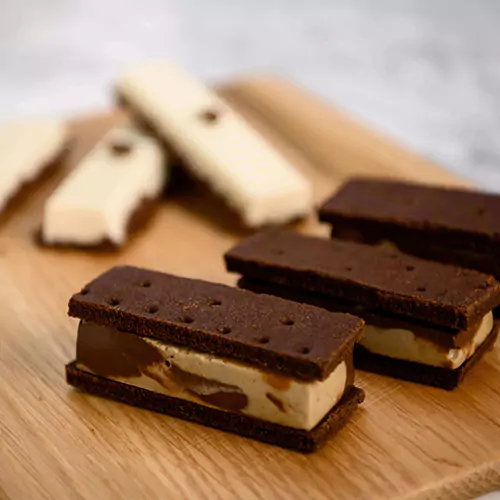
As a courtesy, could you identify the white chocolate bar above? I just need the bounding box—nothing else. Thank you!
[0,118,68,212]
[42,125,168,247]
[116,61,313,227]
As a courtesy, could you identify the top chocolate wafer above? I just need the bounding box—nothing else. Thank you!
[68,266,363,381]
[318,179,500,253]
[224,230,500,331]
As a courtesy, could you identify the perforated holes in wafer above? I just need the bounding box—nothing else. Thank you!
[146,304,159,314]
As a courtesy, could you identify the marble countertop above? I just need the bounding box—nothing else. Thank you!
[2,0,500,191]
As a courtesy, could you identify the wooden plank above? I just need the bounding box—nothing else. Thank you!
[221,76,471,189]
[0,78,498,500]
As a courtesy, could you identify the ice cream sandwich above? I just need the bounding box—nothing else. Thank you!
[66,266,364,452]
[225,230,500,389]
[319,178,500,280]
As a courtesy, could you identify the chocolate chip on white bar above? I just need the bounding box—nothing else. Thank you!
[41,125,168,249]
[66,266,364,452]
[115,61,313,227]
[0,118,68,214]
[225,230,500,389]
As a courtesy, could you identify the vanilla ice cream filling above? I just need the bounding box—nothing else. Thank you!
[76,322,348,430]
[358,312,494,369]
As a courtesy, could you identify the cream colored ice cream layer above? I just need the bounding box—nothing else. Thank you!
[116,61,312,227]
[0,118,68,211]
[358,312,494,369]
[42,125,167,246]
[78,328,347,431]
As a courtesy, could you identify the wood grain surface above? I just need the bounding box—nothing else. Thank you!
[0,77,499,500]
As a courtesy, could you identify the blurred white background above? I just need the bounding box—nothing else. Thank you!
[1,0,500,192]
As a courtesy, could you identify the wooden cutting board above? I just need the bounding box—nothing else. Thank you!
[1,76,499,500]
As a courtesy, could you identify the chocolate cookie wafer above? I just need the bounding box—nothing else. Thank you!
[318,178,500,280]
[66,266,364,452]
[225,230,500,389]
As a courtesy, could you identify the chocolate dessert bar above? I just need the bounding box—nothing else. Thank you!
[115,61,312,227]
[225,230,500,389]
[66,266,364,452]
[0,118,68,218]
[318,178,500,279]
[41,125,169,249]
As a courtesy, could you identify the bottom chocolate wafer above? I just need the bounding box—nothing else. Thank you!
[354,327,499,390]
[66,362,365,453]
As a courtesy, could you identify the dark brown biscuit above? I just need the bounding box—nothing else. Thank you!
[318,178,500,276]
[68,266,364,381]
[66,361,364,453]
[237,278,480,349]
[354,326,499,390]
[389,242,500,282]
[225,230,500,331]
